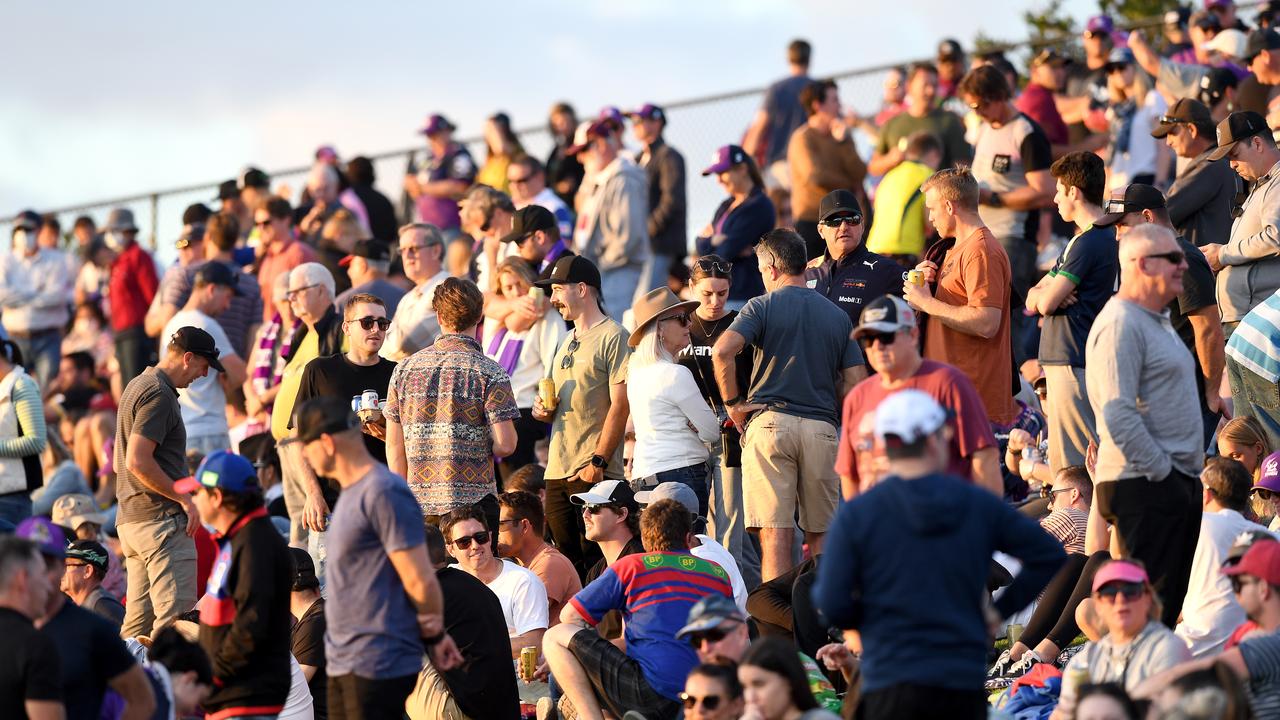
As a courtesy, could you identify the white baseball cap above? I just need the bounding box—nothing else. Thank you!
[873,389,948,444]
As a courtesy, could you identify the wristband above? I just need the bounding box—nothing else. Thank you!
[725,394,745,407]
[423,632,445,647]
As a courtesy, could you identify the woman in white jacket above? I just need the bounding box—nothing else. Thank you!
[626,287,720,515]
[0,339,47,527]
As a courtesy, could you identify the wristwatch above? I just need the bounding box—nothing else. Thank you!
[725,394,745,407]
[590,454,608,469]
[987,192,1004,208]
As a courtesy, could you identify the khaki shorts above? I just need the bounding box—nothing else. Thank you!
[741,410,839,532]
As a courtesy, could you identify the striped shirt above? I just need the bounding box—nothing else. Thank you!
[1227,290,1280,384]
[1239,633,1280,717]
[1040,507,1088,556]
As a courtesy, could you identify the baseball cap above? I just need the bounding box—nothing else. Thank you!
[1208,111,1271,161]
[1245,29,1280,63]
[500,205,557,244]
[1085,14,1115,35]
[565,119,612,156]
[818,190,863,223]
[676,594,746,639]
[627,104,666,123]
[1103,47,1135,72]
[597,106,626,131]
[1094,184,1167,227]
[182,203,213,226]
[1198,67,1239,107]
[1254,451,1280,493]
[289,547,320,591]
[634,482,700,517]
[873,389,948,445]
[1191,10,1223,32]
[1152,98,1214,138]
[1224,529,1277,566]
[1207,28,1248,59]
[50,493,107,531]
[1223,539,1280,585]
[533,254,602,290]
[340,239,392,266]
[1165,7,1190,26]
[854,295,917,339]
[936,38,963,61]
[1205,0,1234,8]
[315,144,338,163]
[1031,49,1072,68]
[175,224,205,250]
[1092,560,1150,592]
[237,167,270,190]
[702,145,749,176]
[15,517,67,558]
[173,450,261,495]
[292,396,361,444]
[169,326,226,373]
[66,540,110,574]
[215,179,239,202]
[569,479,638,511]
[193,262,245,297]
[419,114,455,136]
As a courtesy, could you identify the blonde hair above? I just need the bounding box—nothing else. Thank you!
[1219,416,1271,478]
[921,166,980,211]
[628,321,673,372]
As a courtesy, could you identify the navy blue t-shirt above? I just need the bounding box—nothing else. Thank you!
[1038,225,1118,367]
[762,75,812,165]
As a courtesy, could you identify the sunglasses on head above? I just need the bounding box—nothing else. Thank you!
[680,692,724,711]
[351,316,391,331]
[1096,581,1146,601]
[694,258,733,275]
[447,531,491,550]
[821,214,863,228]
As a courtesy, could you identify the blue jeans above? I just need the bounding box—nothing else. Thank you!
[0,492,32,531]
[600,265,643,320]
[654,462,711,518]
[12,329,61,393]
[638,253,676,301]
[1228,354,1280,452]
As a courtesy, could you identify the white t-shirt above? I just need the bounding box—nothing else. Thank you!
[627,361,720,478]
[692,535,749,614]
[280,654,315,720]
[483,310,568,409]
[1176,509,1274,657]
[485,559,550,637]
[1107,90,1167,191]
[161,309,236,438]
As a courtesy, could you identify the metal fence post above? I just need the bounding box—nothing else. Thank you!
[149,193,159,250]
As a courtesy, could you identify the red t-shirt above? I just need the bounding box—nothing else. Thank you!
[1015,82,1068,146]
[835,359,997,493]
[108,243,159,331]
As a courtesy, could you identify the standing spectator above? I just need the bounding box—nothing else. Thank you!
[0,210,72,390]
[787,79,868,259]
[476,112,526,194]
[1102,48,1170,191]
[0,340,46,527]
[543,499,734,720]
[1225,288,1280,449]
[0,536,63,720]
[837,295,1002,498]
[335,240,406,317]
[568,119,650,317]
[176,451,292,720]
[288,548,327,720]
[546,102,585,206]
[531,256,632,575]
[312,208,360,297]
[935,38,967,99]
[907,167,1019,427]
[160,263,248,454]
[105,208,160,386]
[345,156,399,243]
[1086,223,1204,628]
[694,145,775,308]
[406,114,476,238]
[61,540,125,627]
[805,189,907,327]
[458,185,517,294]
[1017,51,1072,151]
[381,223,449,361]
[160,214,264,358]
[742,39,813,184]
[145,215,210,341]
[869,63,971,176]
[293,396,462,720]
[507,156,575,243]
[865,132,943,266]
[496,490,581,627]
[1202,111,1280,335]
[255,197,318,324]
[1025,153,1117,471]
[712,229,866,581]
[385,278,519,520]
[816,390,1062,719]
[626,288,720,514]
[115,328,221,638]
[237,167,272,214]
[1152,98,1239,250]
[502,205,573,280]
[872,66,907,127]
[629,103,688,294]
[958,66,1055,355]
[244,272,299,422]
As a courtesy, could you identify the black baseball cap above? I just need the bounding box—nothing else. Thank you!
[182,203,213,226]
[501,205,558,244]
[1198,67,1239,107]
[170,326,226,373]
[193,262,245,296]
[818,189,863,222]
[293,396,360,444]
[533,254,602,290]
[1244,29,1280,63]
[340,239,391,266]
[215,179,239,201]
[238,167,270,190]
[937,38,964,60]
[1208,111,1271,161]
[1152,98,1214,138]
[66,540,110,574]
[1094,184,1168,227]
[289,547,319,591]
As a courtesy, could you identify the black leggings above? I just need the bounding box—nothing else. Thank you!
[1022,551,1111,651]
[497,408,548,485]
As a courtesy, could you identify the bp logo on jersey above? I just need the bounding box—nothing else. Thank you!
[680,556,696,570]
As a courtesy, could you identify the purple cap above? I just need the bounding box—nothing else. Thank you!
[1205,0,1234,8]
[314,145,338,162]
[1255,450,1280,493]
[597,106,625,132]
[1085,15,1115,35]
[418,114,455,136]
[16,517,67,558]
[627,103,666,123]
[702,145,749,176]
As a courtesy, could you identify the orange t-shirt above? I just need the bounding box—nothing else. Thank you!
[923,227,1019,425]
[524,543,582,627]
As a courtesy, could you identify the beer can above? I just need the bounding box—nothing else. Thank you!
[907,269,925,287]
[527,287,542,300]
[539,377,557,409]
[519,645,539,681]
[360,390,380,411]
[350,395,362,412]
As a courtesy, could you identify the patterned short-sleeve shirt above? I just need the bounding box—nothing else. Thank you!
[384,334,520,515]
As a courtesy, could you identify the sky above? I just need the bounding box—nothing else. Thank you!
[1,0,1101,243]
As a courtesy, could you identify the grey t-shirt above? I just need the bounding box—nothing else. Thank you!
[729,285,863,426]
[114,367,186,525]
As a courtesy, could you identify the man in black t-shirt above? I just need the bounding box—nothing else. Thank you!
[289,548,327,720]
[0,536,63,720]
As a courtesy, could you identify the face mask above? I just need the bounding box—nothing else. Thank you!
[12,229,35,254]
[104,231,127,251]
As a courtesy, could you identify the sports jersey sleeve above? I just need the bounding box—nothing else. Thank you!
[1055,231,1107,285]
[569,565,626,626]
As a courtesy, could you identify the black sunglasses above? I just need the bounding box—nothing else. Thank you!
[660,313,691,327]
[693,258,733,275]
[1143,250,1185,265]
[680,692,723,711]
[583,503,619,516]
[353,316,391,331]
[255,218,273,228]
[1254,488,1278,501]
[560,338,581,370]
[509,175,534,184]
[858,331,898,347]
[1040,486,1073,500]
[1096,581,1146,601]
[447,531,491,550]
[686,625,735,647]
[821,214,863,228]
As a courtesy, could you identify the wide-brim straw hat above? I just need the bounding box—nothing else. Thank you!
[629,287,700,348]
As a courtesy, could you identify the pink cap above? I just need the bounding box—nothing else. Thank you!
[1092,560,1149,592]
[1223,539,1280,585]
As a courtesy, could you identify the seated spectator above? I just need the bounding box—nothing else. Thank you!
[1252,450,1280,531]
[681,663,744,720]
[144,626,215,719]
[1073,683,1139,720]
[737,637,841,720]
[543,499,734,720]
[573,480,646,641]
[495,491,580,627]
[635,482,748,613]
[442,505,548,659]
[287,547,327,720]
[1218,416,1272,485]
[60,539,124,627]
[1054,560,1191,719]
[745,554,826,654]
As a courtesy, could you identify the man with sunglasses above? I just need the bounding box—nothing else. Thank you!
[506,156,574,242]
[381,223,449,361]
[804,190,906,327]
[255,196,318,324]
[1151,98,1239,251]
[1086,223,1204,629]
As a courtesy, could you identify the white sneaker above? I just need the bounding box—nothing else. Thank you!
[987,648,1013,678]
[1005,650,1044,678]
